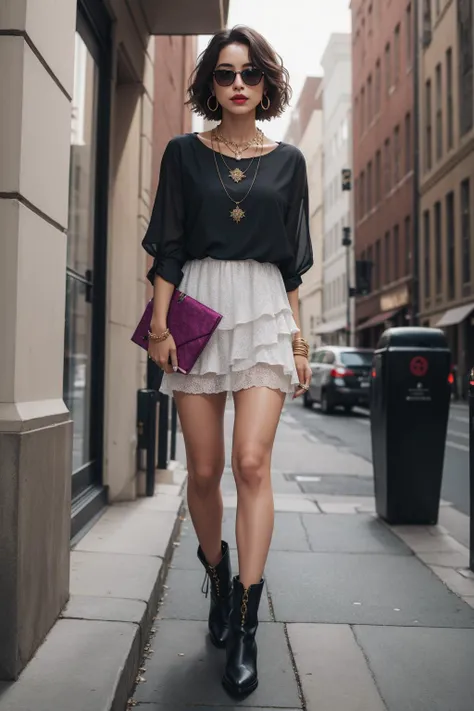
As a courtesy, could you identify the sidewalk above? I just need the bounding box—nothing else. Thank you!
[1,405,474,710]
[129,404,474,711]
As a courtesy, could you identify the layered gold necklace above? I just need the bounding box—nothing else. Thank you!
[212,127,264,184]
[213,127,264,160]
[211,132,263,224]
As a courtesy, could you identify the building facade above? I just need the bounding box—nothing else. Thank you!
[320,33,354,345]
[419,0,474,395]
[284,77,324,352]
[352,0,415,347]
[0,0,225,681]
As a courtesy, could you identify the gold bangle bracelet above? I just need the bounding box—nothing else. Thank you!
[148,328,170,343]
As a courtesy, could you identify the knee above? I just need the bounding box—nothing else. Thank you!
[232,450,268,491]
[188,461,223,496]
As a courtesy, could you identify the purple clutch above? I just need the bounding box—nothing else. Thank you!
[131,290,223,374]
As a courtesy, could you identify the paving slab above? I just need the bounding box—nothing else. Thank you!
[70,551,162,600]
[158,568,272,622]
[301,514,409,555]
[133,620,300,708]
[292,474,375,497]
[354,625,474,711]
[287,623,385,711]
[74,504,181,558]
[439,505,470,548]
[0,619,139,711]
[174,511,311,570]
[391,529,468,554]
[265,551,474,627]
[62,594,147,625]
[135,706,301,710]
[221,493,318,512]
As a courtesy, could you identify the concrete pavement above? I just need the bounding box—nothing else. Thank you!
[128,403,474,711]
[2,401,474,710]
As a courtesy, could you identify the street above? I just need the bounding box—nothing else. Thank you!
[285,398,471,517]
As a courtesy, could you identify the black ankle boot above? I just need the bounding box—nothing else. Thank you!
[222,576,264,698]
[197,541,233,648]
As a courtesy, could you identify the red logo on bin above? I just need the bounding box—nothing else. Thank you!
[409,356,429,377]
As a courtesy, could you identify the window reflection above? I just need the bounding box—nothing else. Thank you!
[68,32,98,275]
[64,31,99,475]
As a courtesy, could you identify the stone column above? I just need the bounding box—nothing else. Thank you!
[0,0,76,680]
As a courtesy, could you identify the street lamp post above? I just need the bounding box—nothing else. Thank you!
[342,226,352,346]
[342,168,353,346]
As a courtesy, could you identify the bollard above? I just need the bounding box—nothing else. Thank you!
[170,398,178,461]
[136,389,157,497]
[470,367,474,570]
[157,393,169,470]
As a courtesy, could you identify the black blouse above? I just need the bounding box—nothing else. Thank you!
[142,133,313,292]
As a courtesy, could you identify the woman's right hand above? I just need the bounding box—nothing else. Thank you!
[148,331,178,374]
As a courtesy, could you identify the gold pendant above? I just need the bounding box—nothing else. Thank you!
[229,168,246,183]
[230,206,245,223]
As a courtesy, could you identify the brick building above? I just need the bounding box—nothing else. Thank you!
[418,0,474,397]
[351,0,416,346]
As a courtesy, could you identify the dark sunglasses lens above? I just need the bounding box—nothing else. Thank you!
[214,70,234,86]
[242,68,262,86]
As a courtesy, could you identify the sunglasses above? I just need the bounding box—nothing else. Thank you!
[213,68,264,87]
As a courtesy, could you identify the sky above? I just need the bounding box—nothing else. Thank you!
[195,0,352,140]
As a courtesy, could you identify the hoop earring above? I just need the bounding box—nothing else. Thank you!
[261,95,270,111]
[207,94,219,112]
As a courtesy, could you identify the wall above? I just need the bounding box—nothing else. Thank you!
[0,0,75,679]
[352,0,415,339]
[321,34,352,344]
[299,104,325,351]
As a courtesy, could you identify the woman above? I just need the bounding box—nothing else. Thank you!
[142,25,313,698]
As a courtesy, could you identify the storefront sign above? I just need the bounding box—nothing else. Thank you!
[380,285,409,313]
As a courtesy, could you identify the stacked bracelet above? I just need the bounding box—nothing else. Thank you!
[292,337,309,359]
[148,328,170,343]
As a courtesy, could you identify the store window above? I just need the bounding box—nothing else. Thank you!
[64,3,110,538]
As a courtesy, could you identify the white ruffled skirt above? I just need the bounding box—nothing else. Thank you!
[160,258,299,396]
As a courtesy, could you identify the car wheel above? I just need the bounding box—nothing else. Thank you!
[321,391,333,414]
[303,390,313,409]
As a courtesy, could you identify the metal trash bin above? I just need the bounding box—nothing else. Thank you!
[370,327,451,524]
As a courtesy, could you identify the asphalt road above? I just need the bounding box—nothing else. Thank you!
[285,397,471,516]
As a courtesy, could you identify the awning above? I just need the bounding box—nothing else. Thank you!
[140,0,229,34]
[356,308,400,332]
[314,317,347,335]
[435,302,474,327]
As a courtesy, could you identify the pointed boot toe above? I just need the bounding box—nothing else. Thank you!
[223,576,264,697]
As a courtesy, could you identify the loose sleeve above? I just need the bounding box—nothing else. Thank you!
[281,152,313,291]
[142,138,186,287]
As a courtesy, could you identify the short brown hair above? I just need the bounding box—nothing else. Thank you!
[186,26,291,122]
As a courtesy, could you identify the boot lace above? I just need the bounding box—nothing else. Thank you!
[201,565,220,599]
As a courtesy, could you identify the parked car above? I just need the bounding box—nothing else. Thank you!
[303,346,374,413]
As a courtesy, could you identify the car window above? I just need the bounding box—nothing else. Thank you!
[316,350,326,363]
[310,352,318,364]
[323,351,335,364]
[340,351,373,367]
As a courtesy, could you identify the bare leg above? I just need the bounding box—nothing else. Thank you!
[174,391,227,566]
[231,387,285,587]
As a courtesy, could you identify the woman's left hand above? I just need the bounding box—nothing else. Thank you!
[293,355,312,399]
